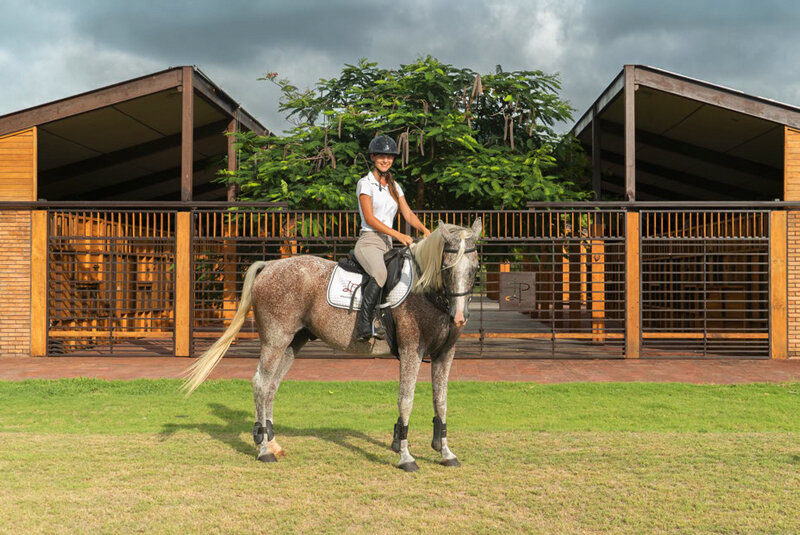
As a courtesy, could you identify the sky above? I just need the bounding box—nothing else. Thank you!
[1,0,799,134]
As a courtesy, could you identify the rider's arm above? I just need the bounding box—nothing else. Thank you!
[359,194,413,246]
[397,196,431,237]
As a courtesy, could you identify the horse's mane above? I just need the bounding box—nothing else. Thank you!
[410,223,475,293]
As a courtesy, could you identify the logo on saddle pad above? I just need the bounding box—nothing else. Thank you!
[326,258,415,311]
[342,280,360,294]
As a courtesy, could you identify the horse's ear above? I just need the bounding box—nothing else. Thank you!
[471,218,483,237]
[438,219,445,229]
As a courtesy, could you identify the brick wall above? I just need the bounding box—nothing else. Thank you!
[788,211,800,358]
[0,211,32,356]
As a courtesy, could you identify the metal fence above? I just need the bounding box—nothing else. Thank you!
[39,204,774,359]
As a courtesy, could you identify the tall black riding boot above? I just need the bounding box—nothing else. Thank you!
[356,278,385,341]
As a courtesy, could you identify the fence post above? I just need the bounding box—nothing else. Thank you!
[770,210,787,359]
[175,211,192,356]
[625,211,641,358]
[31,210,47,357]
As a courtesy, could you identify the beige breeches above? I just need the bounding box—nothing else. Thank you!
[354,231,392,287]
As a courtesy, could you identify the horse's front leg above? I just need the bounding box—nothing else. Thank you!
[393,350,422,472]
[431,346,460,467]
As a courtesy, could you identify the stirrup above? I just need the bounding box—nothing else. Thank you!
[372,319,386,341]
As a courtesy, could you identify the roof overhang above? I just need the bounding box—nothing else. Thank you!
[0,66,268,201]
[571,65,800,201]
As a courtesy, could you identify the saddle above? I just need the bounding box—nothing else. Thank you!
[326,248,414,357]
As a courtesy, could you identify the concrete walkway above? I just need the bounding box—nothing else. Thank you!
[1,356,799,383]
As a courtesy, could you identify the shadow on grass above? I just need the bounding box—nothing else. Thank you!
[160,402,392,465]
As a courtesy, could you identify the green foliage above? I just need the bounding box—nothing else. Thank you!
[222,57,591,210]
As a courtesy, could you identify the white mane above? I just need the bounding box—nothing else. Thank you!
[410,223,475,293]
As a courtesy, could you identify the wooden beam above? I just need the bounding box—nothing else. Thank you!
[71,155,221,200]
[770,210,788,359]
[624,65,636,202]
[596,148,764,199]
[192,73,268,135]
[635,66,800,130]
[31,210,47,356]
[0,69,182,137]
[591,105,601,199]
[625,211,640,358]
[39,120,228,186]
[181,67,194,202]
[175,212,192,356]
[598,119,781,181]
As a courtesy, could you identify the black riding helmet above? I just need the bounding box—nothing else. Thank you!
[368,135,399,155]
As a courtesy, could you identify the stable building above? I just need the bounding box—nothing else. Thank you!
[0,64,799,360]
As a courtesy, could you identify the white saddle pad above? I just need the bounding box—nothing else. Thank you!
[326,257,415,310]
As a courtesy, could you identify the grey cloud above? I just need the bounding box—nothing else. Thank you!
[1,0,799,136]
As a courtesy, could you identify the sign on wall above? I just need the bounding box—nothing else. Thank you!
[498,272,536,311]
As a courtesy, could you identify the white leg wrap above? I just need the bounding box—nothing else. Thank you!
[398,439,415,465]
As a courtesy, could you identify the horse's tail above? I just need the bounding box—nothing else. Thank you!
[181,260,268,395]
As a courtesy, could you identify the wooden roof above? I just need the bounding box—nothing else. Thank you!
[0,66,268,201]
[572,65,800,201]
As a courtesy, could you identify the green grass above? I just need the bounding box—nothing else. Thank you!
[1,380,799,533]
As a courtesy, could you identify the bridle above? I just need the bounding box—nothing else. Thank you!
[441,246,478,299]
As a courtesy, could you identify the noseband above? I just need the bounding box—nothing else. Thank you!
[441,246,478,298]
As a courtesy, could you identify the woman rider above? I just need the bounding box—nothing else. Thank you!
[355,135,430,341]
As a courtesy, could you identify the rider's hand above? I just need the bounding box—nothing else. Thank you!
[397,233,414,247]
[422,228,431,238]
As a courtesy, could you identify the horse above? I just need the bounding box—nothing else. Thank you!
[182,219,482,472]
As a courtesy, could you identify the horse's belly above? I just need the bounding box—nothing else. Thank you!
[315,332,394,357]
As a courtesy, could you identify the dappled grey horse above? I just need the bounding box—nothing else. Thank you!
[183,219,482,471]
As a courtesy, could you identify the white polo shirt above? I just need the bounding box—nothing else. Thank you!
[357,171,404,232]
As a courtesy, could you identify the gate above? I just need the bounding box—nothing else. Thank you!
[47,210,176,355]
[640,210,770,358]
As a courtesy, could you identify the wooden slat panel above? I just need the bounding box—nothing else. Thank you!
[175,212,191,356]
[785,127,800,201]
[625,211,641,358]
[31,210,47,356]
[770,210,787,358]
[0,127,36,201]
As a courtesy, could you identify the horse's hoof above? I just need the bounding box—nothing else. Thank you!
[440,457,461,467]
[257,453,278,463]
[398,461,419,472]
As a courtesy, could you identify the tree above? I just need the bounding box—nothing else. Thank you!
[222,56,590,210]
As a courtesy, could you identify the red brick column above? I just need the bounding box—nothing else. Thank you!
[0,211,32,356]
[788,211,800,359]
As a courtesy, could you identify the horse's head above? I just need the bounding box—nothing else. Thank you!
[411,218,482,328]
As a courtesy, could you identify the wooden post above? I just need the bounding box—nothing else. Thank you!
[227,116,238,202]
[591,105,601,199]
[31,210,48,357]
[770,210,787,359]
[624,65,636,202]
[181,66,194,202]
[625,211,641,358]
[175,211,192,356]
[222,213,238,321]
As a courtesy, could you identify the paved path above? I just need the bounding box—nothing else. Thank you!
[1,356,799,383]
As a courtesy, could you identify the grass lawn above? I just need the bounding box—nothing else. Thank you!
[0,379,798,533]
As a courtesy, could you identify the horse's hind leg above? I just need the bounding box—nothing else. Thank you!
[431,346,460,467]
[253,330,311,462]
[393,350,422,472]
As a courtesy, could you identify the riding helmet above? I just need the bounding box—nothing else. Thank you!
[368,135,399,155]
